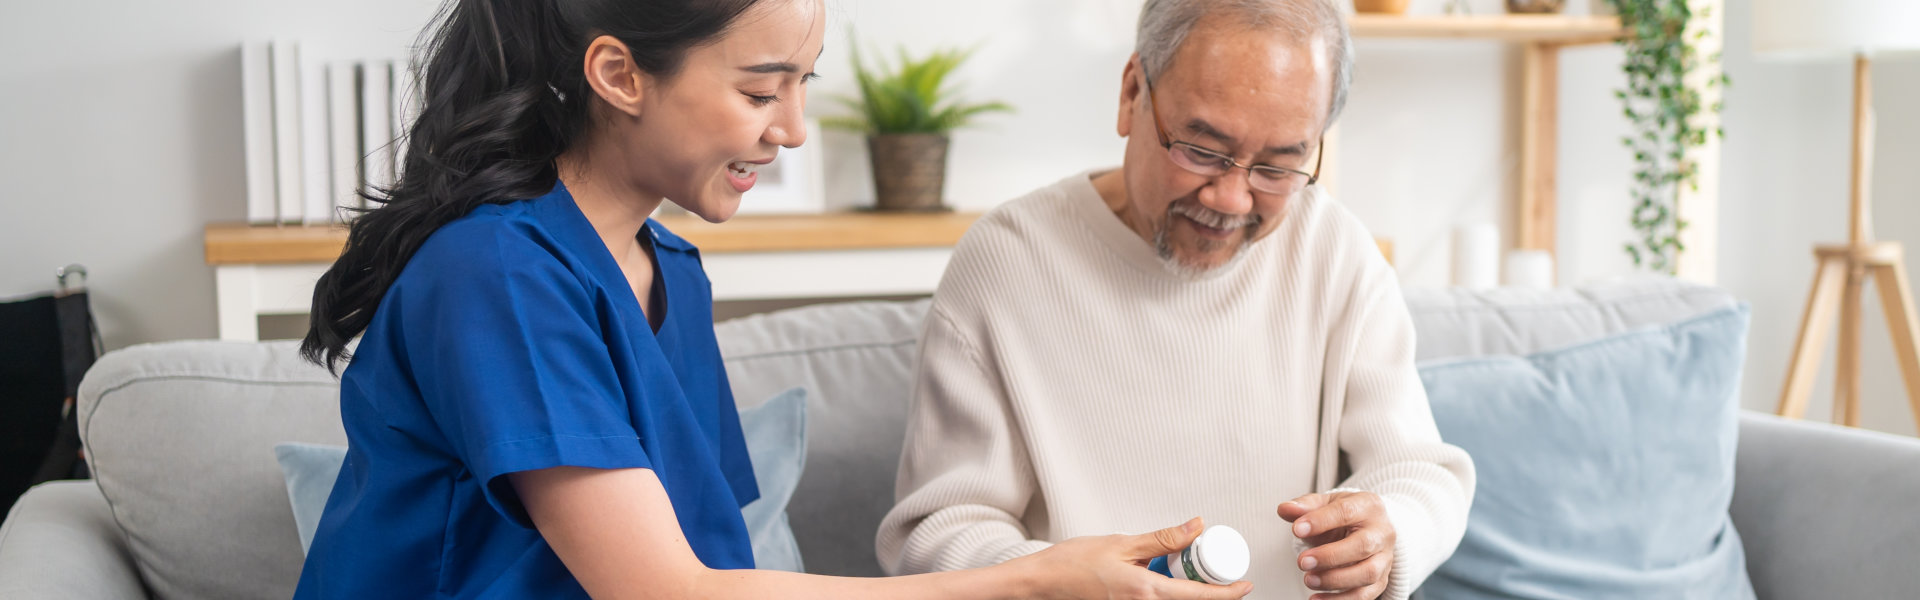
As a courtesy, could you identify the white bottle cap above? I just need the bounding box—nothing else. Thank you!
[1194,525,1250,583]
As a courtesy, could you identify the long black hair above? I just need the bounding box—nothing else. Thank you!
[301,0,767,372]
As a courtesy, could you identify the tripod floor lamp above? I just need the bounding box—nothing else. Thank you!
[1756,0,1920,429]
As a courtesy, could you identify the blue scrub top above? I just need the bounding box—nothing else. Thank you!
[294,183,759,598]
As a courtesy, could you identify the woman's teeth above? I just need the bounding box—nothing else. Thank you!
[728,162,760,176]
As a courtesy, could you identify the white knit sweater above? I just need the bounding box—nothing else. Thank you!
[875,171,1475,600]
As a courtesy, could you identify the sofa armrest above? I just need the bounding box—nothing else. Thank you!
[1732,411,1920,599]
[0,481,148,599]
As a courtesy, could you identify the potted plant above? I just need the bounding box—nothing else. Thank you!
[826,44,1012,212]
[1505,0,1565,14]
[1606,0,1728,273]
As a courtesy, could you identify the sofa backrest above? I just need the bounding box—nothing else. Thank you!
[70,277,1738,593]
[76,340,343,600]
[714,299,930,577]
[1404,276,1738,362]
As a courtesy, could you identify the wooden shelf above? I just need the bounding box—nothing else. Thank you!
[204,223,350,265]
[207,214,1396,265]
[1351,14,1623,45]
[649,211,979,253]
[204,212,982,265]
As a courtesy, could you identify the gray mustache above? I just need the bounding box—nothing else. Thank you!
[1169,202,1259,230]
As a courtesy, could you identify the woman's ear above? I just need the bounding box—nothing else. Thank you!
[582,35,648,118]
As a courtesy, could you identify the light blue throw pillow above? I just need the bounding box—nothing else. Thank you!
[273,387,809,573]
[737,387,808,572]
[273,442,347,553]
[1417,305,1757,599]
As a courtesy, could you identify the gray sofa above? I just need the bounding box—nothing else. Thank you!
[2,279,1917,598]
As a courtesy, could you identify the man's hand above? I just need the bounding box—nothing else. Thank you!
[1277,492,1395,600]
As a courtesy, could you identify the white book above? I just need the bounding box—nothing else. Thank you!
[360,60,394,204]
[299,51,332,225]
[269,39,304,224]
[240,42,276,224]
[327,62,361,220]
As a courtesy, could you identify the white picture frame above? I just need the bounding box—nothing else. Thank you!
[734,118,827,215]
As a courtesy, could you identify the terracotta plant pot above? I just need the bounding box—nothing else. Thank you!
[1352,0,1411,14]
[867,134,951,212]
[1506,0,1566,14]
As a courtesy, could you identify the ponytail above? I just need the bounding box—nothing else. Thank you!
[301,0,764,372]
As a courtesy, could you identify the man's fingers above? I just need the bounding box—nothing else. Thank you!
[1291,493,1379,539]
[1302,551,1391,591]
[1277,493,1330,522]
[1298,523,1391,572]
[1299,527,1346,549]
[1153,577,1254,600]
[1306,585,1382,600]
[1132,517,1205,559]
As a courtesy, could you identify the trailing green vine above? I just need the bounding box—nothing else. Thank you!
[1608,0,1728,274]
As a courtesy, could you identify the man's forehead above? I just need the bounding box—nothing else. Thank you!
[1156,28,1332,151]
[1162,23,1329,95]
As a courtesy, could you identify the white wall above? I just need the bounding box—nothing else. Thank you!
[3,0,1916,435]
[0,0,441,349]
[811,1,1139,211]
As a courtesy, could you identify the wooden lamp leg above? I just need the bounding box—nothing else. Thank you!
[1835,264,1866,426]
[1779,253,1848,419]
[1871,253,1920,433]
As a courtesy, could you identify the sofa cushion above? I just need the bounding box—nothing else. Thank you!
[77,340,344,600]
[1416,305,1757,599]
[1404,276,1739,362]
[715,299,931,577]
[0,481,148,599]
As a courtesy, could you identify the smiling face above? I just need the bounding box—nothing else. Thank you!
[1112,15,1333,274]
[602,0,825,222]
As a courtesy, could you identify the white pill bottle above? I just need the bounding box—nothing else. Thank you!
[1147,524,1250,585]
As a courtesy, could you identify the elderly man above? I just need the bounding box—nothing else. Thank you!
[875,1,1474,598]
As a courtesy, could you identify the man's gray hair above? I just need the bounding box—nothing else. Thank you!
[1136,0,1354,128]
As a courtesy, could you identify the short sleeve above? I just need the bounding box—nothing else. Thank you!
[396,224,651,528]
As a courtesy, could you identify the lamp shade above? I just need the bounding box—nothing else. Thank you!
[1753,0,1920,57]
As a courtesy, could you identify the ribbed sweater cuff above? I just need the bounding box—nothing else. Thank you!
[1377,493,1435,600]
[988,539,1054,566]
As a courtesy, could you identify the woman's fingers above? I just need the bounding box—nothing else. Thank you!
[1128,517,1205,560]
[1154,576,1254,600]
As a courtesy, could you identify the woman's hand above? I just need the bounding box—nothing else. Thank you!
[516,467,1246,600]
[1004,518,1253,600]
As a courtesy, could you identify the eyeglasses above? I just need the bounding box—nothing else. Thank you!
[1142,70,1322,196]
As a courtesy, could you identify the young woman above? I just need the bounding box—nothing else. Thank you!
[293,0,1251,598]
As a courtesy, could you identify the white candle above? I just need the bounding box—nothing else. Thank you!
[1452,224,1500,290]
[1504,250,1556,290]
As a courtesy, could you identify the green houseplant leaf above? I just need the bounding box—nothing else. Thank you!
[827,40,1014,135]
[1608,0,1727,275]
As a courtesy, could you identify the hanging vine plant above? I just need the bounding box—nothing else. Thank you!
[1607,0,1728,274]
